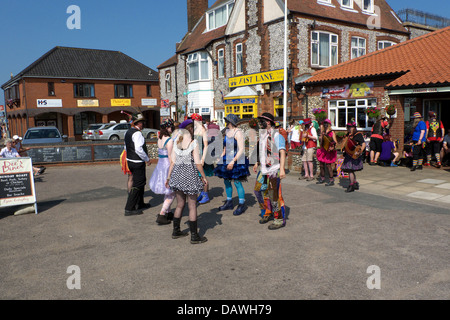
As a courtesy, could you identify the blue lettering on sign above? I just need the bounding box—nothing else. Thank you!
[37,100,47,106]
[224,98,255,105]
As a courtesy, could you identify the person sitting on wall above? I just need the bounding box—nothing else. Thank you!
[11,135,46,176]
[399,143,414,168]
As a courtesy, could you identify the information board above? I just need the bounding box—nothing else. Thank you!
[27,146,92,163]
[61,146,92,162]
[94,144,124,160]
[0,157,37,213]
[26,147,63,163]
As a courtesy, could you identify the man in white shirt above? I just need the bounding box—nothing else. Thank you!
[124,113,152,216]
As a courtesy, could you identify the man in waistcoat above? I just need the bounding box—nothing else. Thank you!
[124,113,151,216]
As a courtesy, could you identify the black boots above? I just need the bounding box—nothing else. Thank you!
[219,199,234,211]
[189,220,207,244]
[171,218,207,244]
[156,213,171,225]
[172,217,188,239]
[345,184,355,193]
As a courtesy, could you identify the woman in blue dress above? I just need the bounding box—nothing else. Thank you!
[214,114,250,215]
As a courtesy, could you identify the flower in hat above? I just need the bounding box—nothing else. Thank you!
[191,113,203,122]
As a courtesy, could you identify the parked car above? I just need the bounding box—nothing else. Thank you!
[94,121,159,140]
[82,123,109,140]
[22,126,67,144]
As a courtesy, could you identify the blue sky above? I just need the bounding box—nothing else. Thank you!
[1,0,449,105]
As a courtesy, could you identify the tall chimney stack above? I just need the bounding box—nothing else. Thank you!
[187,0,208,32]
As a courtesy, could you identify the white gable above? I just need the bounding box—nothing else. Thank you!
[264,0,285,23]
[226,0,246,35]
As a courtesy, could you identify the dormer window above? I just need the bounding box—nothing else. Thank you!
[341,0,353,9]
[363,0,374,13]
[206,1,234,31]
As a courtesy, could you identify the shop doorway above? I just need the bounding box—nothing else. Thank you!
[424,99,450,133]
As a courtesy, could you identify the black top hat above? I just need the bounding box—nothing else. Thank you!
[257,112,275,124]
[132,113,145,123]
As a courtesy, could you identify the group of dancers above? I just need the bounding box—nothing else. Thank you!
[123,111,368,244]
[299,118,366,193]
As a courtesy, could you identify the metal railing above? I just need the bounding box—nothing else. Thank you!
[397,8,450,29]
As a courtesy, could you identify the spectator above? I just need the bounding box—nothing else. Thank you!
[0,138,20,158]
[288,120,303,150]
[399,143,413,168]
[379,135,400,167]
[441,128,450,166]
[410,112,427,172]
[369,115,389,165]
[12,135,45,175]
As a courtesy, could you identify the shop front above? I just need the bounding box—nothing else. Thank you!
[388,86,450,140]
[227,69,285,120]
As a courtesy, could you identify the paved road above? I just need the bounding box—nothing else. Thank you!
[0,163,449,300]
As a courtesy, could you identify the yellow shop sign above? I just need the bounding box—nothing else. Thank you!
[229,69,284,88]
[77,99,99,107]
[111,99,131,107]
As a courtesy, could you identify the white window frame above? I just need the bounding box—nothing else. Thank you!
[328,98,377,130]
[165,73,171,92]
[187,51,210,83]
[378,41,396,50]
[206,1,235,31]
[317,0,335,7]
[341,0,353,9]
[311,31,339,68]
[351,36,366,59]
[218,49,225,78]
[236,43,243,75]
[362,0,374,13]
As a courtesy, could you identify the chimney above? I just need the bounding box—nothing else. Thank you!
[187,0,208,32]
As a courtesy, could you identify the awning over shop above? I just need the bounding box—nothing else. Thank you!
[224,86,258,98]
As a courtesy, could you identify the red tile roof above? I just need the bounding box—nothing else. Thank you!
[290,0,408,34]
[303,26,450,88]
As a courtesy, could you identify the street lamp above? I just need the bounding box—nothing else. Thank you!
[301,86,308,118]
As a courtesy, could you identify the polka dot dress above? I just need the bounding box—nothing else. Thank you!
[168,139,204,195]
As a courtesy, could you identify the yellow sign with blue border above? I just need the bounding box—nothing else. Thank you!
[229,69,284,88]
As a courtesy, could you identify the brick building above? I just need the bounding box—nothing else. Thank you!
[158,0,409,127]
[2,46,160,140]
[295,26,450,151]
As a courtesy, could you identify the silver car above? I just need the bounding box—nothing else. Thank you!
[82,123,108,140]
[22,126,67,145]
[94,122,159,140]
